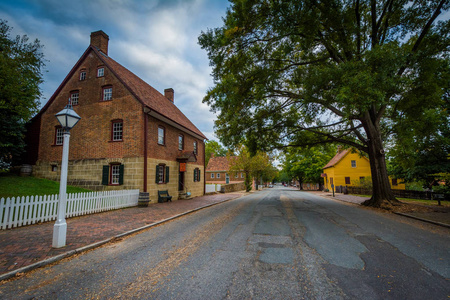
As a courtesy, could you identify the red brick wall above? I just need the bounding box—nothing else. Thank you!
[146,115,204,167]
[38,53,144,162]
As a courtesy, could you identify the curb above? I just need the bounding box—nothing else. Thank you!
[309,192,450,229]
[393,212,450,229]
[0,194,244,282]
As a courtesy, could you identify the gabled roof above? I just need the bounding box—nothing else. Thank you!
[206,156,237,172]
[36,45,206,140]
[323,149,350,169]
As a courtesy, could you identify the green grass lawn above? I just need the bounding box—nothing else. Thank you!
[0,174,92,198]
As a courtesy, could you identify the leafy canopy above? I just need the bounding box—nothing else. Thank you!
[0,20,45,165]
[199,0,449,153]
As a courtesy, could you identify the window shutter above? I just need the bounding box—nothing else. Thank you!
[102,165,109,185]
[119,164,124,185]
[193,168,197,182]
[198,169,201,182]
[155,165,160,183]
[165,166,170,183]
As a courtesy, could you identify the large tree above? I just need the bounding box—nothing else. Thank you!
[0,20,45,166]
[199,0,449,207]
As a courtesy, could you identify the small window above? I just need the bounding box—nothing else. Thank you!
[217,173,221,178]
[111,164,120,185]
[193,141,198,155]
[112,120,123,141]
[241,172,244,178]
[235,173,238,178]
[102,86,112,101]
[194,168,201,182]
[51,165,58,172]
[392,178,398,186]
[178,135,184,150]
[156,164,169,184]
[102,164,124,185]
[55,127,64,145]
[158,126,165,145]
[211,173,215,179]
[351,160,357,168]
[71,91,79,106]
[97,67,104,77]
[345,177,351,184]
[79,70,86,81]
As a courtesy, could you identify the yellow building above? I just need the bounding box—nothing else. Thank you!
[322,148,405,190]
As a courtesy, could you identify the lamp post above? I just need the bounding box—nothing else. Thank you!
[52,99,81,248]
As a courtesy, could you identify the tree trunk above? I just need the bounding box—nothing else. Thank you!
[361,111,399,207]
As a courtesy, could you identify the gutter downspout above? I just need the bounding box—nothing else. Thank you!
[143,110,148,192]
[203,139,206,195]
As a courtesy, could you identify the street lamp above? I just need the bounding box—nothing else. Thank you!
[52,99,81,248]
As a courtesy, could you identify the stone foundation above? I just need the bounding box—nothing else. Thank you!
[33,157,204,203]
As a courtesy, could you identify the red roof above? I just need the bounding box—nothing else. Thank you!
[323,149,350,169]
[36,45,206,140]
[93,47,206,139]
[206,156,238,171]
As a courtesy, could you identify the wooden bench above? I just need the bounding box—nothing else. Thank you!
[158,190,172,203]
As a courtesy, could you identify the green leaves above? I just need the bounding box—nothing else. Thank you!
[0,20,45,164]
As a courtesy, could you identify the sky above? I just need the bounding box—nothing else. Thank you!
[0,0,231,141]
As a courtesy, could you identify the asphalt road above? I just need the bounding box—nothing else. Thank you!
[1,187,449,299]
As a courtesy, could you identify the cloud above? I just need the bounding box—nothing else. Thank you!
[0,0,230,140]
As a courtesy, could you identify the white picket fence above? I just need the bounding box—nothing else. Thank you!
[0,189,140,230]
[205,184,222,193]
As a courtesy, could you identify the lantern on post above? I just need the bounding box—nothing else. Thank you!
[52,99,81,248]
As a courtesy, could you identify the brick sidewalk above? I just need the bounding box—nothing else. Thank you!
[0,192,244,278]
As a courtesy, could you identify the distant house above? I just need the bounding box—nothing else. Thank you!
[25,30,207,203]
[322,147,405,190]
[205,154,246,184]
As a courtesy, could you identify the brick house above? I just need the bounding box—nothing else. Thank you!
[26,30,207,203]
[205,154,246,184]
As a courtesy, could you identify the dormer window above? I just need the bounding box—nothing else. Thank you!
[97,67,104,77]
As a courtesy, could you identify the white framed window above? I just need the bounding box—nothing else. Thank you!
[211,173,215,179]
[103,86,112,101]
[158,126,165,145]
[351,160,356,168]
[111,164,120,185]
[112,120,123,141]
[71,91,79,105]
[97,67,104,77]
[193,141,198,154]
[55,127,64,145]
[79,70,86,81]
[217,173,221,178]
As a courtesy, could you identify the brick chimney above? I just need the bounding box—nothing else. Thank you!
[164,88,174,103]
[90,30,109,55]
